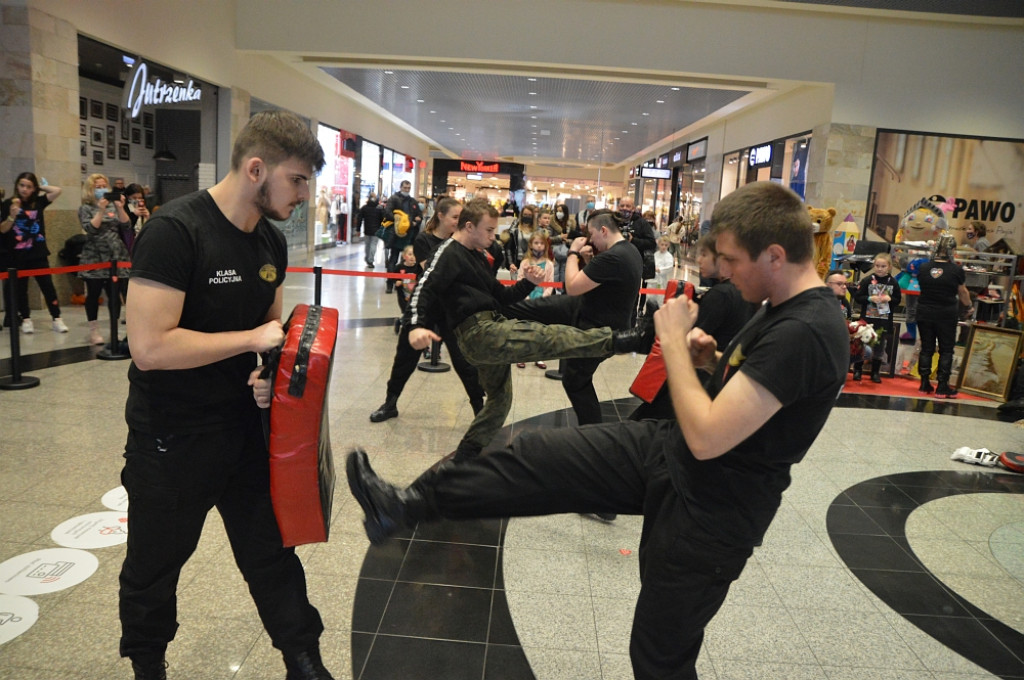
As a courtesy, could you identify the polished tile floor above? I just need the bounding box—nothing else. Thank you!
[1,241,1022,680]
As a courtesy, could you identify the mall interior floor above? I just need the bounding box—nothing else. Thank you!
[0,241,1022,680]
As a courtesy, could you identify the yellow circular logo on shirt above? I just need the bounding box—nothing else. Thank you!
[258,264,278,283]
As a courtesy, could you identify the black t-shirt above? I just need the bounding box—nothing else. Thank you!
[916,260,965,317]
[578,240,641,330]
[666,287,848,549]
[695,279,758,350]
[413,231,444,266]
[0,194,52,261]
[125,190,287,433]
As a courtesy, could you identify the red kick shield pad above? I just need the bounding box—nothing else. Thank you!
[629,280,695,403]
[269,304,339,547]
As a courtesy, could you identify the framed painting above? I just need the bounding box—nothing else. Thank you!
[90,99,103,119]
[144,129,154,149]
[957,325,1024,401]
[118,143,130,161]
[132,127,141,145]
[121,110,130,140]
[90,126,103,147]
[79,96,87,120]
[142,111,154,129]
[106,102,119,121]
[106,125,116,159]
[93,149,104,166]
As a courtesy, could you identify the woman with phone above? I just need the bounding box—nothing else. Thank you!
[78,173,131,345]
[0,172,67,333]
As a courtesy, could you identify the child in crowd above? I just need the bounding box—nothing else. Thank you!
[393,244,421,334]
[852,252,901,382]
[653,236,674,292]
[517,231,554,368]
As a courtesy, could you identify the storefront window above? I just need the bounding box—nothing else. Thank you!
[359,140,380,205]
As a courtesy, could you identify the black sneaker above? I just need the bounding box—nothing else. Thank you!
[284,647,334,680]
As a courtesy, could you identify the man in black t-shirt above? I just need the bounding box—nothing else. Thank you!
[120,112,334,680]
[347,182,848,680]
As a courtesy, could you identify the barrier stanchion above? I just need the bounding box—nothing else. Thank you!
[417,337,450,373]
[97,259,130,361]
[545,359,563,381]
[314,266,322,306]
[0,268,40,389]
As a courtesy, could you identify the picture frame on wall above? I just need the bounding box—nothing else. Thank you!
[93,150,104,166]
[106,102,118,122]
[957,325,1024,401]
[79,97,87,120]
[142,112,154,129]
[80,123,86,137]
[81,162,88,175]
[121,111,130,140]
[91,126,103,147]
[118,143,130,161]
[132,127,141,145]
[144,129,154,149]
[81,140,86,157]
[107,125,116,159]
[90,99,103,119]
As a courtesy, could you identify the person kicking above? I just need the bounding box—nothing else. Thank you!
[347,182,849,680]
[405,197,655,462]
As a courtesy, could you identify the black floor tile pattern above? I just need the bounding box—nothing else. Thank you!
[347,394,1015,680]
[828,470,1024,679]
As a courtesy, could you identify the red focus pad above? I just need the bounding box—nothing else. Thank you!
[269,304,339,547]
[999,451,1024,473]
[629,280,695,403]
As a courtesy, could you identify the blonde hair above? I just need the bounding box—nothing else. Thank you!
[401,244,416,260]
[82,173,109,206]
[873,252,892,266]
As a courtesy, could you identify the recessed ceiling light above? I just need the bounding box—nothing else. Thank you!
[631,122,638,126]
[671,87,680,91]
[448,127,454,130]
[400,85,409,89]
[528,92,537,96]
[656,100,664,104]
[529,105,537,109]
[613,137,620,140]
[384,70,393,75]
[528,77,537,82]
[531,124,537,128]
[440,119,445,123]
[621,130,628,133]
[416,99,424,103]
[429,110,436,114]
[530,116,537,119]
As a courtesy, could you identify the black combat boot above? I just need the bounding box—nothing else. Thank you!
[283,646,334,680]
[131,658,167,680]
[612,302,657,354]
[346,449,426,545]
[852,362,863,381]
[870,360,882,383]
[369,396,399,423]
[935,381,958,398]
[918,372,934,394]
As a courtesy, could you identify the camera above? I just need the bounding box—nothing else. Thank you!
[104,191,122,203]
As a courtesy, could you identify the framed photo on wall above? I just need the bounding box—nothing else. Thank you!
[91,126,103,147]
[144,129,154,149]
[131,127,141,145]
[93,149,104,166]
[81,140,86,157]
[79,97,87,120]
[118,143,130,161]
[106,125,116,159]
[121,111,130,140]
[142,112,154,129]
[106,102,118,122]
[90,99,103,119]
[957,325,1024,401]
[80,123,86,137]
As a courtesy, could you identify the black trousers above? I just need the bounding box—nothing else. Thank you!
[2,256,62,321]
[917,309,957,382]
[118,411,324,661]
[411,421,750,679]
[385,321,484,405]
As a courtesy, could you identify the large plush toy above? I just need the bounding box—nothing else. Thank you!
[895,198,947,342]
[807,205,837,280]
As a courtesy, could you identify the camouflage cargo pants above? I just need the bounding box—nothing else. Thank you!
[453,311,615,454]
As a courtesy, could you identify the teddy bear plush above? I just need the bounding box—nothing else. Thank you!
[807,206,837,280]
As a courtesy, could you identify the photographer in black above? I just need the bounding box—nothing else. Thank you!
[618,197,657,320]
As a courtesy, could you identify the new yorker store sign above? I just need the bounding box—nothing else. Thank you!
[121,61,202,119]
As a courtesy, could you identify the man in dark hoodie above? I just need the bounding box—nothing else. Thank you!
[354,192,383,268]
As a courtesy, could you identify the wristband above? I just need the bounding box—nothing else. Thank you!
[569,251,583,259]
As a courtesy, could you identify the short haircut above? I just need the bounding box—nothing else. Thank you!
[710,182,813,263]
[696,233,717,256]
[458,197,498,229]
[970,221,987,237]
[230,110,325,173]
[825,269,847,282]
[586,209,622,234]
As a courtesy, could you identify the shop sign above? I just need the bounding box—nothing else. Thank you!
[122,61,202,119]
[466,173,483,180]
[657,154,669,168]
[686,138,708,162]
[640,167,672,179]
[748,143,773,167]
[460,160,499,173]
[672,150,683,164]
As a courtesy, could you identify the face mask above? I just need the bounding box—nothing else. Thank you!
[556,211,565,219]
[521,215,533,225]
[399,190,409,197]
[418,202,426,210]
[531,247,545,258]
[619,210,632,220]
[586,202,595,210]
[94,188,107,202]
[368,196,377,204]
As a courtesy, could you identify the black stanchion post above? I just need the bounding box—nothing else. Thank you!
[417,337,450,373]
[97,259,130,361]
[0,267,41,389]
[545,359,564,381]
[314,266,322,306]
